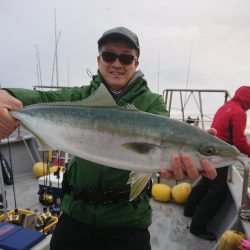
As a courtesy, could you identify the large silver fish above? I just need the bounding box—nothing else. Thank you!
[11,84,242,200]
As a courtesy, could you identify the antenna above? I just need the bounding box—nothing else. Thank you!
[35,46,39,85]
[51,8,61,88]
[67,56,70,87]
[51,31,61,88]
[185,41,193,90]
[184,41,193,104]
[157,52,160,94]
[35,45,43,87]
[54,8,59,87]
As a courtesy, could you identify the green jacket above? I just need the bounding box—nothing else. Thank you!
[7,72,169,228]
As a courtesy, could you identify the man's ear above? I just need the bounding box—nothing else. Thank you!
[135,60,139,68]
[97,55,101,65]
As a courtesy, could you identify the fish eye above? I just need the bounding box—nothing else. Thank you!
[200,146,215,156]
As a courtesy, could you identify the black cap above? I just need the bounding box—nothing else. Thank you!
[98,27,140,56]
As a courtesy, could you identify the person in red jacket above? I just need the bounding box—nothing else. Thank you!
[184,86,250,241]
[212,86,250,155]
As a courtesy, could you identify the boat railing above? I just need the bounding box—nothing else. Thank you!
[227,162,250,239]
[162,88,230,129]
[241,165,250,207]
[239,164,250,217]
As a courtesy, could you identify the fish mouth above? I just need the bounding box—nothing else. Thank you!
[231,145,241,155]
[208,156,240,168]
[207,153,249,168]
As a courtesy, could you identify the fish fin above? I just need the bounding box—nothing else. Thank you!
[122,142,160,154]
[128,172,152,201]
[22,84,117,108]
[123,103,139,111]
[78,83,117,107]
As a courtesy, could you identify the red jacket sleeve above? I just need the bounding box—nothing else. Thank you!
[232,110,250,156]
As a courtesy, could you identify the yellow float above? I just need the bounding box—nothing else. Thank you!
[152,183,171,202]
[171,182,192,204]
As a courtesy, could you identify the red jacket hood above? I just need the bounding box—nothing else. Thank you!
[231,86,250,111]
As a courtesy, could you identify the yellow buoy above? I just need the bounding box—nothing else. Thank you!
[217,230,245,250]
[171,182,192,204]
[33,162,48,177]
[33,162,63,177]
[152,183,171,202]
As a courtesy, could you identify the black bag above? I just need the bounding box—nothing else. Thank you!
[0,152,13,185]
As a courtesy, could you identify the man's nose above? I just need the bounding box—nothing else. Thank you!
[111,57,122,66]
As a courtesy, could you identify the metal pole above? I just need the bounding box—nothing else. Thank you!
[0,155,8,220]
[241,164,250,209]
[198,91,204,130]
[169,91,173,117]
[179,91,185,122]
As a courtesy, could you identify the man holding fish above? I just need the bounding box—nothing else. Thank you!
[0,27,222,250]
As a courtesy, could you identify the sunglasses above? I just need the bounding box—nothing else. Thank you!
[100,51,137,65]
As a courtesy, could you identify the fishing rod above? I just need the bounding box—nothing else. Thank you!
[39,150,53,208]
[157,52,160,94]
[184,41,193,106]
[0,150,8,221]
[51,8,62,89]
[0,137,18,222]
[51,31,61,90]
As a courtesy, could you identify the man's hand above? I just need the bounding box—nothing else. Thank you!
[160,128,218,180]
[0,89,23,139]
[160,153,217,180]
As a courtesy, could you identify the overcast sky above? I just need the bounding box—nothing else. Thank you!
[1,0,250,128]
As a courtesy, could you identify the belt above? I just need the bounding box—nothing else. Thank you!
[70,180,152,205]
[70,187,131,205]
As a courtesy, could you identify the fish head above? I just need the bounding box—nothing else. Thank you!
[161,124,243,170]
[194,138,241,168]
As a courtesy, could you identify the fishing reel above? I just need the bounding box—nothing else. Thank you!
[38,187,54,206]
[49,200,61,216]
[40,193,54,204]
[7,212,25,225]
[35,211,53,231]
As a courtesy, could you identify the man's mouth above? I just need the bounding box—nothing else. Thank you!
[110,71,124,75]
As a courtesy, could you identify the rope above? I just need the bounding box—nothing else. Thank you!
[239,207,250,221]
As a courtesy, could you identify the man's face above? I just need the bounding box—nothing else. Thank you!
[97,41,139,92]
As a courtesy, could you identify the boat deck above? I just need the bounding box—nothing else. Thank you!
[5,173,44,212]
[3,172,217,250]
[150,199,215,250]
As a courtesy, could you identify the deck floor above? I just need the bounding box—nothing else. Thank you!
[4,173,44,211]
[149,199,215,250]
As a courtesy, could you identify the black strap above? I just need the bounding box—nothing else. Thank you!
[70,186,130,205]
[69,180,152,205]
